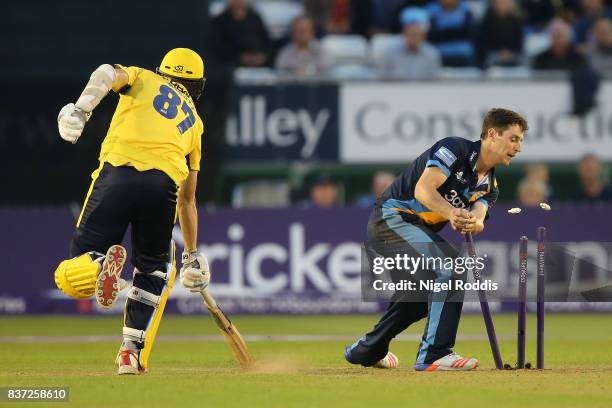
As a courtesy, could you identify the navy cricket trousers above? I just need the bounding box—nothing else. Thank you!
[70,163,177,338]
[348,207,464,366]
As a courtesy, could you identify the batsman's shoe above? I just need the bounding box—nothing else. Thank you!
[96,245,127,309]
[373,352,399,369]
[414,353,479,371]
[117,349,145,375]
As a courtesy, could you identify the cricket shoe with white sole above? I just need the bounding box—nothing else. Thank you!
[344,346,399,368]
[117,349,146,375]
[414,352,479,371]
[95,245,127,309]
[373,352,399,369]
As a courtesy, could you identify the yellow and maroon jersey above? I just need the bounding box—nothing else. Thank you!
[97,65,203,185]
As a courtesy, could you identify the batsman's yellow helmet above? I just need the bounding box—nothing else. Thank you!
[158,48,204,80]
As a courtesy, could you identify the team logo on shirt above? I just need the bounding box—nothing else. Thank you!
[455,171,467,183]
[434,147,457,167]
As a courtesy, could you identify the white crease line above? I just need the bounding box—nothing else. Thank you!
[0,334,515,343]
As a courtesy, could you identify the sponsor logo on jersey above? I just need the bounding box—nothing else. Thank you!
[444,190,466,208]
[455,171,467,183]
[435,147,457,168]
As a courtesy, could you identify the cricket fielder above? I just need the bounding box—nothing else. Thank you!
[345,108,527,371]
[53,48,211,375]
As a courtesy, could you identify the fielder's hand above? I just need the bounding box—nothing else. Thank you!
[180,250,211,292]
[449,208,473,232]
[459,218,484,234]
[58,103,91,143]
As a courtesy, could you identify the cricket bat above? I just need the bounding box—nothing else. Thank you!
[200,289,251,368]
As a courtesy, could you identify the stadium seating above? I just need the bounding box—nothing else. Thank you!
[327,64,380,80]
[465,0,488,19]
[321,35,369,65]
[209,0,226,17]
[525,31,551,59]
[369,34,404,69]
[209,0,303,39]
[253,0,304,39]
[437,67,483,79]
[234,67,280,83]
[485,66,533,79]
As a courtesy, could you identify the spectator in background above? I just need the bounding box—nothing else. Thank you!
[205,0,271,202]
[354,171,395,207]
[587,18,612,76]
[333,0,418,38]
[275,16,328,77]
[427,0,476,66]
[390,0,433,32]
[209,0,271,68]
[524,163,554,199]
[350,0,376,38]
[573,154,612,202]
[304,0,329,31]
[387,8,442,79]
[326,0,351,34]
[476,0,524,68]
[573,0,612,48]
[517,178,548,207]
[298,174,341,208]
[562,0,583,22]
[533,19,588,70]
[521,0,556,31]
[370,0,407,34]
[305,0,350,34]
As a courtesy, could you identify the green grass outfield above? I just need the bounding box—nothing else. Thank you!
[1,314,612,408]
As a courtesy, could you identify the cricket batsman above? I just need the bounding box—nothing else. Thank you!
[53,48,211,375]
[345,108,527,371]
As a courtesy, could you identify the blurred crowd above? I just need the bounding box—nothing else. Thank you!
[204,0,612,208]
[516,154,612,207]
[231,154,611,208]
[208,0,612,79]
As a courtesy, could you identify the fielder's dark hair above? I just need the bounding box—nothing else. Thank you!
[480,108,528,139]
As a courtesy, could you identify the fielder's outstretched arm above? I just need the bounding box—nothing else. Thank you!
[57,65,128,144]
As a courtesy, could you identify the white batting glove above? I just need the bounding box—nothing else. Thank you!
[58,103,91,144]
[180,250,211,292]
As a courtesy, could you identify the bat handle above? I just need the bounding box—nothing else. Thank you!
[200,289,217,309]
[464,232,477,258]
